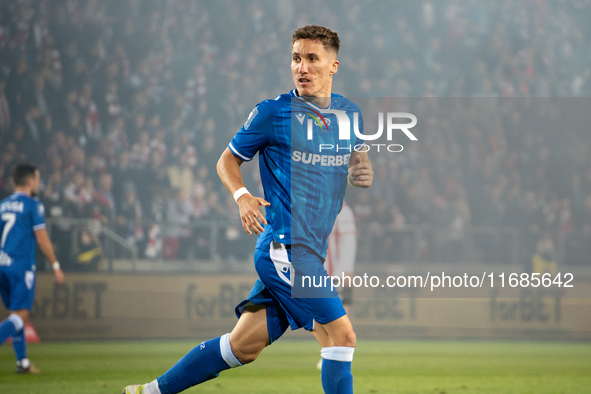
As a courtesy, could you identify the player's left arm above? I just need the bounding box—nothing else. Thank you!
[348,150,373,188]
[34,228,65,284]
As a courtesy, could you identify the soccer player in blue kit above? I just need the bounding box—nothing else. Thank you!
[0,163,65,373]
[124,25,373,394]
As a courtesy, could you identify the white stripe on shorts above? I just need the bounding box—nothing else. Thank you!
[269,242,292,285]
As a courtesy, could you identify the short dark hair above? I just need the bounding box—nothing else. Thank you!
[12,163,38,186]
[291,25,340,54]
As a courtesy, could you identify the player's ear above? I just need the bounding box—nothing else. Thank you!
[330,59,339,76]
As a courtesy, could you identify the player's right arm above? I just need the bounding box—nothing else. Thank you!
[34,228,65,284]
[217,148,270,235]
[217,101,274,236]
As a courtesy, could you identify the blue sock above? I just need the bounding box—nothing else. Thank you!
[320,347,354,394]
[321,360,353,394]
[11,328,27,362]
[0,315,23,346]
[157,334,242,394]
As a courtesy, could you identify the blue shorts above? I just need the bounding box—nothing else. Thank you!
[235,242,346,343]
[0,265,36,311]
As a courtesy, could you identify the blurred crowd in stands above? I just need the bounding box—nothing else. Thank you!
[0,0,590,268]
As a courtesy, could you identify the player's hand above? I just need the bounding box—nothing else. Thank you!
[54,268,65,284]
[237,194,270,235]
[348,155,373,188]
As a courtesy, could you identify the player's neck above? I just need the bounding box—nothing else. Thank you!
[297,83,332,108]
[298,93,332,109]
[14,187,31,197]
[310,96,331,108]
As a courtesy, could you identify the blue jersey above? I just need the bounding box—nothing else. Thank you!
[229,90,364,258]
[0,192,45,269]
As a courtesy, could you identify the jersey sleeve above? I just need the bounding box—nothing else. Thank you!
[229,101,274,162]
[32,200,46,231]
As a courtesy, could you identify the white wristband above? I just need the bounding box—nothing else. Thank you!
[52,261,61,271]
[233,187,250,202]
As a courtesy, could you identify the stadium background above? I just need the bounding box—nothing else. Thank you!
[0,0,591,374]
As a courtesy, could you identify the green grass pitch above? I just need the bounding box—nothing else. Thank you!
[1,340,590,393]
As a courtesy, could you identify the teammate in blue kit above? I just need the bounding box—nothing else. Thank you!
[0,163,65,374]
[124,25,372,394]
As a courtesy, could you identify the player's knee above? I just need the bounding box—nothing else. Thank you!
[342,329,357,348]
[12,309,29,324]
[329,328,356,348]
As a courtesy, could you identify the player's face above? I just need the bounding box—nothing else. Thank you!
[30,170,40,197]
[291,39,338,98]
